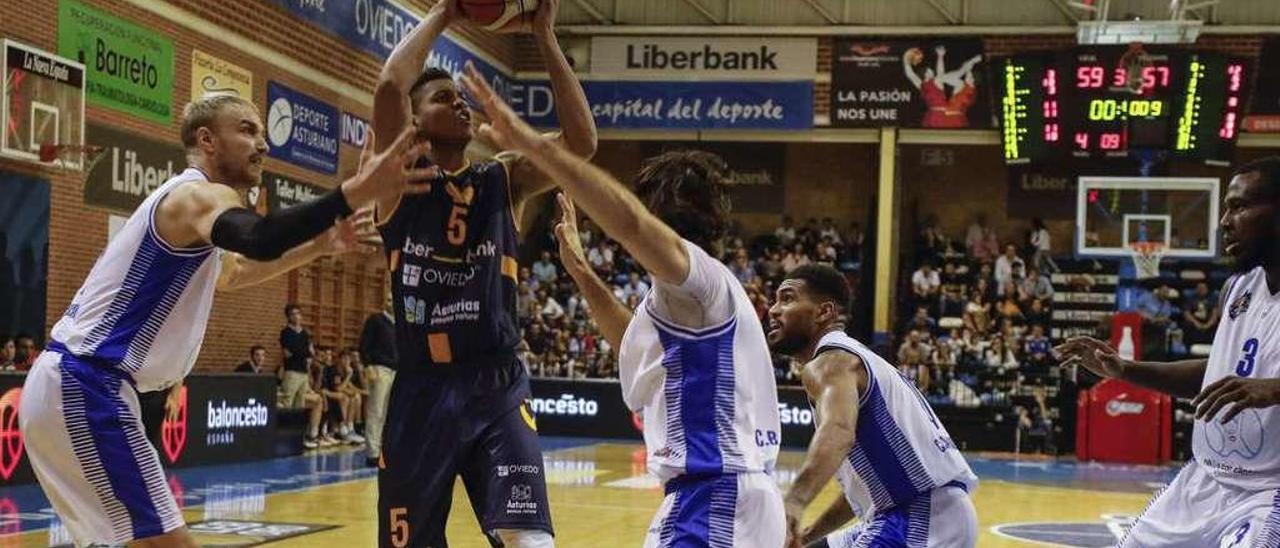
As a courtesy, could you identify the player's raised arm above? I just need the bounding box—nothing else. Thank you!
[159,126,432,264]
[1054,336,1207,399]
[504,0,598,208]
[554,194,631,350]
[460,63,690,286]
[784,350,865,547]
[373,0,456,150]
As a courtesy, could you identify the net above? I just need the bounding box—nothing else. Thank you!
[38,143,105,172]
[1128,241,1166,280]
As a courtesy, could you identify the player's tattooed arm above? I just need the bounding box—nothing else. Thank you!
[785,350,867,548]
[461,62,690,285]
[554,194,631,350]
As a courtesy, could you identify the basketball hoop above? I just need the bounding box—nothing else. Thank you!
[1128,241,1166,280]
[38,143,106,172]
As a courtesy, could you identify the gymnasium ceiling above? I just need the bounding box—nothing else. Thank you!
[550,0,1280,32]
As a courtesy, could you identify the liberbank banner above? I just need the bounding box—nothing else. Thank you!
[590,36,817,81]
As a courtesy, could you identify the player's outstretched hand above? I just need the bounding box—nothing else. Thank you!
[460,61,550,154]
[554,193,588,272]
[532,0,559,36]
[321,210,378,256]
[1192,377,1280,423]
[1054,336,1127,379]
[343,126,437,207]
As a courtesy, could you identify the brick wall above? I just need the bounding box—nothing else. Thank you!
[0,0,514,372]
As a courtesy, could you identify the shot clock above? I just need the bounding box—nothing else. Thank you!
[995,46,1250,166]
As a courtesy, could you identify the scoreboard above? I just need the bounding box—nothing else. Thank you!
[997,47,1249,166]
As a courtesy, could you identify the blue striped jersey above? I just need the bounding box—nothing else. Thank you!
[50,168,222,392]
[619,241,781,482]
[816,331,977,514]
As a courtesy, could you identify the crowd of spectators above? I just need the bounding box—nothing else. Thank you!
[896,214,1066,415]
[517,214,864,381]
[0,333,40,371]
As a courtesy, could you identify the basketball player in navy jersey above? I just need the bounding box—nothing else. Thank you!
[1059,157,1280,547]
[369,0,595,546]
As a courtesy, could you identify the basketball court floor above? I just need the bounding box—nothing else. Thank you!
[0,437,1174,547]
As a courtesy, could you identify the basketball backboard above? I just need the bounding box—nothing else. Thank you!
[1076,176,1219,258]
[2,39,86,168]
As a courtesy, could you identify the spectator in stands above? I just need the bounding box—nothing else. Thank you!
[898,330,933,368]
[759,249,784,284]
[729,249,755,284]
[587,241,614,274]
[14,334,36,371]
[618,272,651,302]
[0,336,15,370]
[964,213,988,253]
[782,242,811,273]
[819,217,843,245]
[1137,283,1176,328]
[315,346,363,445]
[1182,282,1220,345]
[966,214,1000,262]
[904,305,939,336]
[845,221,864,262]
[816,237,839,265]
[964,290,993,334]
[912,262,942,306]
[1025,298,1051,330]
[995,244,1026,295]
[537,289,565,321]
[1019,267,1054,303]
[359,291,397,467]
[279,304,314,409]
[235,345,268,374]
[1024,325,1054,368]
[775,215,797,246]
[984,336,1019,370]
[338,349,369,437]
[1029,218,1059,274]
[939,263,968,317]
[532,250,559,284]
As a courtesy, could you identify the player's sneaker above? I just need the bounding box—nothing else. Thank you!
[303,436,320,449]
[344,431,366,444]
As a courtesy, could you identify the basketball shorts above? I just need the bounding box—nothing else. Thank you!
[18,350,185,546]
[377,362,551,548]
[1120,461,1280,548]
[642,472,785,548]
[820,482,976,548]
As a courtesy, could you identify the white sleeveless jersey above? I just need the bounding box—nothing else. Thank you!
[51,168,222,392]
[1192,266,1280,490]
[618,241,781,483]
[815,331,977,514]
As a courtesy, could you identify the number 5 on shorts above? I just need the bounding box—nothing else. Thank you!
[390,507,409,547]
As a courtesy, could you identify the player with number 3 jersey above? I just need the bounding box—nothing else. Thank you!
[1058,157,1280,547]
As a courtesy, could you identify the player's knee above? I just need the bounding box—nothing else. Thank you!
[493,528,554,548]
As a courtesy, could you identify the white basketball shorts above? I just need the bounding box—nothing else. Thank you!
[1120,460,1280,548]
[823,482,977,548]
[644,471,785,548]
[18,350,184,546]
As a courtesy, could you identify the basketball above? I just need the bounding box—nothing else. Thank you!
[459,0,540,32]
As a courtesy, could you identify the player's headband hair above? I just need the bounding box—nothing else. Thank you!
[181,94,257,149]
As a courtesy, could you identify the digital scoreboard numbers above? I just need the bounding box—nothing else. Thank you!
[994,47,1251,166]
[999,56,1050,164]
[1064,48,1175,158]
[1173,53,1248,164]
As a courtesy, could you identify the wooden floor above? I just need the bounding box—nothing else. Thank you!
[3,440,1171,547]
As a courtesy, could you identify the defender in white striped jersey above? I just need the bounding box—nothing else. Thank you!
[18,94,431,547]
[1058,157,1280,548]
[461,64,785,548]
[766,264,978,548]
